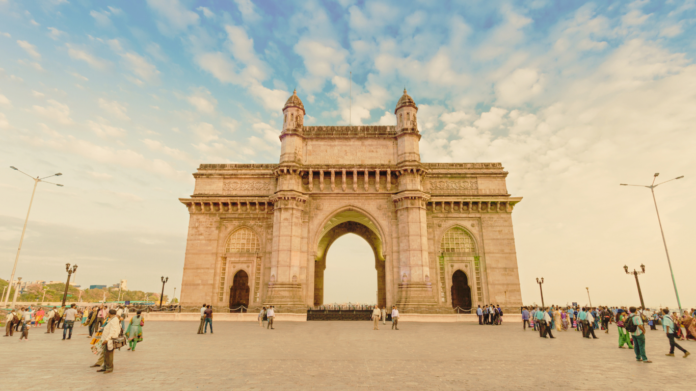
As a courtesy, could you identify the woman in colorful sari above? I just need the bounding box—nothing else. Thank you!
[617,312,633,349]
[35,307,45,327]
[673,312,686,340]
[561,310,569,331]
[682,313,696,341]
[125,310,144,351]
[554,307,562,331]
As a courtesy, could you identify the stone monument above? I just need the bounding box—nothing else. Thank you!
[179,89,523,313]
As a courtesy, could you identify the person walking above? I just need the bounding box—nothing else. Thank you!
[45,307,57,334]
[542,309,555,339]
[197,304,206,334]
[381,306,387,325]
[4,309,16,337]
[266,306,275,330]
[627,306,650,363]
[204,305,214,333]
[125,310,145,351]
[585,309,598,339]
[601,307,612,333]
[535,307,546,337]
[477,305,483,325]
[483,305,489,325]
[577,307,587,337]
[258,307,266,328]
[567,307,575,331]
[391,306,399,330]
[561,310,569,331]
[97,309,121,374]
[20,309,31,341]
[56,305,66,329]
[63,304,78,340]
[372,306,381,330]
[521,307,529,330]
[15,308,24,333]
[662,309,689,358]
[617,312,633,349]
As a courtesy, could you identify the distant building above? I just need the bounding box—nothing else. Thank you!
[89,285,107,290]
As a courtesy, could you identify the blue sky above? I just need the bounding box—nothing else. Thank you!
[1,0,695,306]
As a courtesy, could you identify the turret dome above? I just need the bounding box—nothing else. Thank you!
[283,89,305,114]
[394,88,417,113]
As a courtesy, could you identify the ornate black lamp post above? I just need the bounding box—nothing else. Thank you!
[624,264,646,309]
[536,277,545,309]
[159,276,168,309]
[61,263,78,306]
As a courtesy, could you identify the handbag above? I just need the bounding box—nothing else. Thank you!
[113,336,127,349]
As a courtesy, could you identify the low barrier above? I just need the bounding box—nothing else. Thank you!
[143,312,307,322]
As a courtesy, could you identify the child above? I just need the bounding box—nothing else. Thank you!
[19,320,29,340]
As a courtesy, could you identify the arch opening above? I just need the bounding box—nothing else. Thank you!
[229,270,249,311]
[451,270,471,311]
[314,209,386,308]
[323,234,377,304]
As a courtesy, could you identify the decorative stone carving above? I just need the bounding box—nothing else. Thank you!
[223,180,272,193]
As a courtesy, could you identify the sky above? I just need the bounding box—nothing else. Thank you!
[0,0,695,308]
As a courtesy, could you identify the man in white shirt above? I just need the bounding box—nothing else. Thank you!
[380,306,387,325]
[585,310,598,339]
[266,306,275,330]
[63,304,78,340]
[97,309,121,374]
[542,310,555,339]
[372,306,381,330]
[45,307,57,334]
[198,303,206,334]
[391,306,399,330]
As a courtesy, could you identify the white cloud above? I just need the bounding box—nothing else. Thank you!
[47,27,67,40]
[495,68,544,106]
[233,0,260,22]
[88,171,113,181]
[192,122,219,143]
[87,119,127,138]
[30,19,40,27]
[187,88,217,114]
[33,99,73,125]
[17,40,41,59]
[660,23,682,37]
[121,52,159,82]
[98,98,130,120]
[31,90,44,99]
[71,72,88,81]
[294,39,349,93]
[0,113,8,128]
[0,93,11,105]
[90,10,112,26]
[66,44,108,69]
[18,59,44,71]
[142,138,193,163]
[622,9,650,26]
[0,31,11,38]
[196,6,214,19]
[473,107,507,130]
[107,6,123,15]
[145,43,168,62]
[147,0,199,33]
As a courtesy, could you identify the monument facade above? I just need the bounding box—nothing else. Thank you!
[179,90,523,313]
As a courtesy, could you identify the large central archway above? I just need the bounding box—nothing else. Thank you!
[313,209,386,308]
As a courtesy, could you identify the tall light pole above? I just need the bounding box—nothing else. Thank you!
[12,278,22,307]
[41,286,48,303]
[536,278,545,309]
[159,276,168,309]
[173,287,177,304]
[586,287,592,307]
[621,173,684,313]
[61,264,78,306]
[624,264,646,310]
[2,167,63,306]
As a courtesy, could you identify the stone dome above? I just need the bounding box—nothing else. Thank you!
[394,88,417,113]
[283,89,305,113]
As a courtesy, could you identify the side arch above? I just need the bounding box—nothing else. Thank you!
[451,269,472,311]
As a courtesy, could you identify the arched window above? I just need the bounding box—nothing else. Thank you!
[440,227,475,253]
[226,227,260,253]
[406,112,410,120]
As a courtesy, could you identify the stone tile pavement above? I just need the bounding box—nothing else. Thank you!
[1,321,694,390]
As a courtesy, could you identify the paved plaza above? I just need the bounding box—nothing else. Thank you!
[1,321,693,390]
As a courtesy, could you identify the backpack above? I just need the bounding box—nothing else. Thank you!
[624,315,638,333]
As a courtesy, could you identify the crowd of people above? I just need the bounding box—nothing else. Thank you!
[518,305,695,362]
[3,303,146,374]
[475,304,504,325]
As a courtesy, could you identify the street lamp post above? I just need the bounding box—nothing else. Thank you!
[2,167,63,307]
[173,287,177,304]
[621,173,684,313]
[61,264,78,306]
[536,278,545,309]
[586,287,592,307]
[12,278,22,307]
[624,264,646,310]
[159,276,168,309]
[41,286,48,303]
